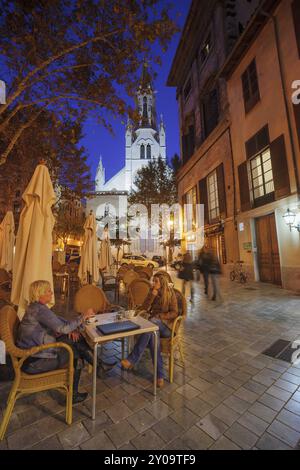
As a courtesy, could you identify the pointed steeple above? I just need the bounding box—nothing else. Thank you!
[159,114,166,157]
[135,60,157,130]
[95,155,105,191]
[140,59,152,91]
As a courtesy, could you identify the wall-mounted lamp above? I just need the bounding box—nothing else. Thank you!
[283,209,296,231]
[283,209,300,232]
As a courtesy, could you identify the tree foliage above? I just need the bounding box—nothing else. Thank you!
[128,157,178,210]
[0,0,177,165]
[0,109,93,220]
[54,202,85,244]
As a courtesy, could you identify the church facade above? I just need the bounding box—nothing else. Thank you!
[86,65,167,256]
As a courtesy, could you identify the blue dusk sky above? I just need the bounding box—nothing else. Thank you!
[81,0,192,185]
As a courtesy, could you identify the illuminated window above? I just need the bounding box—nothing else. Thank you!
[249,148,274,201]
[207,170,219,222]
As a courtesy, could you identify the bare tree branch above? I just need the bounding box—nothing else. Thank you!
[0,28,125,117]
[0,109,43,165]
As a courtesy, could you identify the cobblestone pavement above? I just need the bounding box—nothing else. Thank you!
[1,274,300,450]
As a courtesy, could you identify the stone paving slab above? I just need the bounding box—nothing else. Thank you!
[1,277,300,450]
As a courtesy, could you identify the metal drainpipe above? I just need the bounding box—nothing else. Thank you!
[262,9,300,197]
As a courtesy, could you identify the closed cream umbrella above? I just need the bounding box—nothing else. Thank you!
[11,163,56,318]
[99,227,113,273]
[78,211,99,285]
[0,211,15,272]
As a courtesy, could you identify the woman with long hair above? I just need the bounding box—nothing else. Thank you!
[121,272,178,388]
[17,280,94,403]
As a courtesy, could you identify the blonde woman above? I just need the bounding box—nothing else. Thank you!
[121,272,178,387]
[17,280,94,403]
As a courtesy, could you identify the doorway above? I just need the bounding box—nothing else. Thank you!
[255,213,282,285]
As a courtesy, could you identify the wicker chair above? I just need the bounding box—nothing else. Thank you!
[122,270,139,289]
[138,268,153,280]
[127,278,151,310]
[156,270,173,283]
[143,266,154,278]
[74,285,119,314]
[0,269,11,290]
[0,305,74,440]
[160,288,186,383]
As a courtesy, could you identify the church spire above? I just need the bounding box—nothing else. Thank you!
[95,155,105,191]
[140,59,152,91]
[136,60,157,130]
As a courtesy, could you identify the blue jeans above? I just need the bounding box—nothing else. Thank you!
[127,319,171,379]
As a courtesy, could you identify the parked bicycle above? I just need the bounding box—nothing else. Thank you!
[230,260,247,283]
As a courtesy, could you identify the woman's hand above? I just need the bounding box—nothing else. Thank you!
[83,308,95,320]
[69,331,80,342]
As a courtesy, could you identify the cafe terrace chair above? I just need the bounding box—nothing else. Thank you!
[122,270,139,290]
[0,305,74,440]
[138,268,152,280]
[157,270,172,283]
[74,285,119,315]
[0,269,11,290]
[160,288,186,383]
[74,285,125,366]
[127,278,151,310]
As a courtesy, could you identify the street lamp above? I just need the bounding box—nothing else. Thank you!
[283,209,296,231]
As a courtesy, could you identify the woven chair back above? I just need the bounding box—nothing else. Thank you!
[122,270,139,287]
[128,279,151,309]
[74,285,108,314]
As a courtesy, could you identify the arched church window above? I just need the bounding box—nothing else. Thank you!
[140,144,145,159]
[143,96,147,120]
[147,144,151,159]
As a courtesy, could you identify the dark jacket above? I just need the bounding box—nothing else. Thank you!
[198,252,213,273]
[178,262,194,281]
[17,302,84,359]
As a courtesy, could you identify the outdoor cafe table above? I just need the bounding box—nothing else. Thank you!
[82,312,159,420]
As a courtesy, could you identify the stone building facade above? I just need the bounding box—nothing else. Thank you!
[223,0,300,291]
[168,0,300,291]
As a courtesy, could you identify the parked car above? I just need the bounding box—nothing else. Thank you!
[152,255,166,267]
[120,254,159,268]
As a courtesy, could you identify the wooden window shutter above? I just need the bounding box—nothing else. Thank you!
[238,161,251,212]
[293,103,300,149]
[216,163,227,218]
[245,125,269,159]
[270,134,291,199]
[199,178,209,225]
[292,1,300,58]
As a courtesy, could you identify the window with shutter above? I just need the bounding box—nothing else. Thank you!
[293,103,300,149]
[207,170,220,223]
[241,59,260,113]
[249,148,275,207]
[245,125,269,159]
[140,144,145,159]
[181,116,195,163]
[202,89,219,139]
[238,161,251,212]
[199,178,209,225]
[183,188,196,232]
[270,134,291,199]
[216,164,227,218]
[292,1,300,58]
